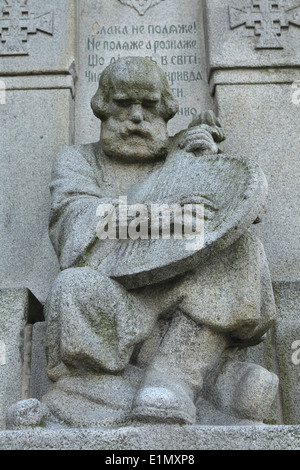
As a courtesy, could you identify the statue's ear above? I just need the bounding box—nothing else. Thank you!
[160,89,179,122]
[91,87,108,121]
[90,66,112,121]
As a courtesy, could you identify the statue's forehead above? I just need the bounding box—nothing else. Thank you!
[110,65,162,93]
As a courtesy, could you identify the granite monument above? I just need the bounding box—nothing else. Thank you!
[6,57,279,429]
[2,0,300,451]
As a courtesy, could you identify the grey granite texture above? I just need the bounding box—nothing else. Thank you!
[6,399,47,431]
[1,425,300,450]
[0,0,76,302]
[273,281,300,425]
[205,0,300,73]
[215,82,300,283]
[30,323,51,401]
[17,281,300,429]
[99,150,268,288]
[0,85,73,303]
[0,0,76,75]
[0,289,43,430]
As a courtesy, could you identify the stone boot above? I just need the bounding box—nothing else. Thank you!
[209,360,279,422]
[132,312,228,424]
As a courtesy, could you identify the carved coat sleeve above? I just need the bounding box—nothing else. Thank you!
[49,145,117,270]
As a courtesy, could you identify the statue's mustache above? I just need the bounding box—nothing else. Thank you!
[119,124,153,139]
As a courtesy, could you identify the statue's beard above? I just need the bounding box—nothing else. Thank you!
[100,117,169,163]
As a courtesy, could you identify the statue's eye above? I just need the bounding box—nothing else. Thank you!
[142,100,159,108]
[113,99,132,108]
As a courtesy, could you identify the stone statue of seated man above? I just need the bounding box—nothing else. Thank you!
[6,57,279,429]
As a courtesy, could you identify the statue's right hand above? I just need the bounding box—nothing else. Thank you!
[178,125,219,156]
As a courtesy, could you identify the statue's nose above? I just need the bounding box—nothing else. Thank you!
[130,104,143,123]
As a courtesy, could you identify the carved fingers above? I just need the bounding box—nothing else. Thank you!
[178,125,219,155]
[188,111,225,143]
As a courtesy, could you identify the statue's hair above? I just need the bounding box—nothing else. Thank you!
[91,57,179,122]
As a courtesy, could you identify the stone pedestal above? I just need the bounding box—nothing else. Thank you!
[1,425,300,450]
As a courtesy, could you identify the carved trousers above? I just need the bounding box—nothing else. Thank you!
[44,232,276,381]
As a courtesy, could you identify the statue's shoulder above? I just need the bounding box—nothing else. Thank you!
[53,142,100,172]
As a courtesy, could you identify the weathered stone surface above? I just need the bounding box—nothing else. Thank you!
[0,289,43,430]
[6,399,47,430]
[0,84,74,302]
[273,281,300,425]
[205,0,300,73]
[0,0,76,302]
[204,360,278,422]
[100,150,268,288]
[203,0,300,430]
[236,329,281,425]
[1,425,300,450]
[215,81,300,282]
[30,322,51,401]
[205,1,300,283]
[0,0,76,75]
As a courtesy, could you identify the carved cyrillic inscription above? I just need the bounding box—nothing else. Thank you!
[229,0,300,49]
[0,0,53,56]
[84,21,203,118]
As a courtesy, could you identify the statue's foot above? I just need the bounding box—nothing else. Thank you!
[6,399,49,430]
[132,374,196,425]
[41,372,139,428]
[233,363,279,421]
[211,361,279,422]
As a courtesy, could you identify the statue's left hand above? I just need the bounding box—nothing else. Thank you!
[178,124,219,156]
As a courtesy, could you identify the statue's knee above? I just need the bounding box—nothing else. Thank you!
[55,267,87,289]
[47,267,97,305]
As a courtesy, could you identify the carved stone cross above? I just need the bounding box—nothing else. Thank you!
[0,0,53,56]
[229,0,300,49]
